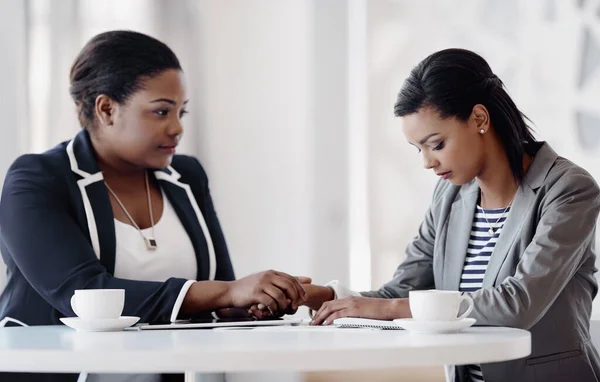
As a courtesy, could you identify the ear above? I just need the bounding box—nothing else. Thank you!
[471,104,490,133]
[94,94,116,127]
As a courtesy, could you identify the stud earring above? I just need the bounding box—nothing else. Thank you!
[479,129,485,134]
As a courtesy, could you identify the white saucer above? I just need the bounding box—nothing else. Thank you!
[60,316,140,332]
[393,318,476,333]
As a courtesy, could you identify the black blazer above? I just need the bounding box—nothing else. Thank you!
[0,130,235,381]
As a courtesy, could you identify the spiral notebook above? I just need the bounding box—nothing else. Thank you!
[333,318,403,330]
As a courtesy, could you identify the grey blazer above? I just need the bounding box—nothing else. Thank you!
[362,142,600,382]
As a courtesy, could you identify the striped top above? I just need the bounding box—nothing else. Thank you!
[459,205,511,382]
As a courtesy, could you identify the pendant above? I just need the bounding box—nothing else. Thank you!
[145,237,158,250]
[488,228,495,236]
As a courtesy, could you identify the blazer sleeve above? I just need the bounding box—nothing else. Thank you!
[360,180,444,298]
[188,157,235,282]
[0,154,189,323]
[466,169,600,329]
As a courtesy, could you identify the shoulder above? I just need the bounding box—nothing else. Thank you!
[541,156,600,206]
[3,141,71,189]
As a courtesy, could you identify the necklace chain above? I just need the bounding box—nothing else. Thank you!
[480,195,514,236]
[104,171,157,250]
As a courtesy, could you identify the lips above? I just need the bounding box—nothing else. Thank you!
[158,143,178,155]
[437,171,452,180]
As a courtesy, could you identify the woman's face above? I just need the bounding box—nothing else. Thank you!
[401,106,489,185]
[95,69,188,170]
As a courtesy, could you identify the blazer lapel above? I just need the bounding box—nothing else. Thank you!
[444,181,479,291]
[66,130,116,274]
[481,185,536,288]
[482,142,558,288]
[154,168,214,281]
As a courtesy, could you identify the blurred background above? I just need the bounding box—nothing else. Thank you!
[0,0,600,379]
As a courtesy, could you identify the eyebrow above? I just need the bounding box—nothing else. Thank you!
[150,98,189,106]
[418,133,440,145]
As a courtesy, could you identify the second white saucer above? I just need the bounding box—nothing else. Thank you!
[60,316,140,332]
[393,318,476,333]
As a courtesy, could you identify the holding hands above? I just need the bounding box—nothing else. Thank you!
[225,271,310,318]
[244,278,411,324]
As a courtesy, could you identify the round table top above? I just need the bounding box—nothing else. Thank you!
[0,325,531,374]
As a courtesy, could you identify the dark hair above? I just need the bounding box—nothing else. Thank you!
[69,30,182,129]
[394,48,536,182]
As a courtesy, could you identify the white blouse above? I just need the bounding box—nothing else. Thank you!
[113,189,197,283]
[87,189,197,382]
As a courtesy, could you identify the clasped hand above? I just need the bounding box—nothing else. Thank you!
[227,270,311,318]
[243,277,409,323]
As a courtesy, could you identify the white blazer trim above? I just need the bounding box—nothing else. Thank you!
[170,280,195,323]
[155,167,216,281]
[77,175,104,258]
[66,139,91,178]
[66,139,104,259]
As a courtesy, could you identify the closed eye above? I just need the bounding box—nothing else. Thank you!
[432,141,445,151]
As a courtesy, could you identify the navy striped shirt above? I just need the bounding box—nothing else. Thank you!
[459,205,510,382]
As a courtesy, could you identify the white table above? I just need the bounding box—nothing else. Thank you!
[0,325,531,381]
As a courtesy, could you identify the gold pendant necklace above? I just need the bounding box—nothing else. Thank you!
[105,171,158,250]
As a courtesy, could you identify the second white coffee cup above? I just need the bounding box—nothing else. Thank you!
[70,289,125,320]
[409,290,473,321]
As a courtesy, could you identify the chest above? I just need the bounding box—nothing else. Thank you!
[113,192,198,282]
[107,184,164,230]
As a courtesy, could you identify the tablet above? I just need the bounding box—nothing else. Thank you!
[125,317,304,331]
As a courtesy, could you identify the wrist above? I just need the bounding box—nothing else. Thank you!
[316,285,335,302]
[389,298,411,320]
[216,281,234,308]
[305,285,335,311]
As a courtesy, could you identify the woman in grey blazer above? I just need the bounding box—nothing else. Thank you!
[303,49,600,381]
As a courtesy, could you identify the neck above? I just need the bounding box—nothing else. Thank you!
[476,141,531,208]
[91,135,146,187]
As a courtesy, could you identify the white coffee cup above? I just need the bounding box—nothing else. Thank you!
[70,289,125,320]
[409,290,474,321]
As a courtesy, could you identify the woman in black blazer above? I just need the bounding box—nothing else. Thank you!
[0,30,306,382]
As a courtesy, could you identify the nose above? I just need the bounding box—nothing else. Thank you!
[422,151,439,170]
[167,118,183,137]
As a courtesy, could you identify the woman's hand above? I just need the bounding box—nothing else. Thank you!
[247,276,313,319]
[301,283,335,311]
[309,296,410,326]
[226,271,308,314]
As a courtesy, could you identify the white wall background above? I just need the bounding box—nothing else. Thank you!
[192,0,351,287]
